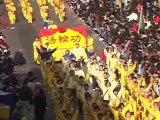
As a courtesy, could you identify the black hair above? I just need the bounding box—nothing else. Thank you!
[28,71,33,77]
[79,76,84,80]
[65,113,72,118]
[85,92,92,100]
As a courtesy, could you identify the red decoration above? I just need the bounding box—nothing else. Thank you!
[58,26,67,33]
[155,16,160,24]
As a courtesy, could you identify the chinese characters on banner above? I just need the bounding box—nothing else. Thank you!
[47,35,81,44]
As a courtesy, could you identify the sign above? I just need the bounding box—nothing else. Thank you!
[41,29,87,49]
[39,26,94,61]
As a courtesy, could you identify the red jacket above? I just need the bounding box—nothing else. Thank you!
[154,16,160,24]
[132,23,138,32]
[100,49,106,62]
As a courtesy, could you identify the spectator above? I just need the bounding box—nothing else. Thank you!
[34,88,47,120]
[17,80,34,120]
[10,103,24,120]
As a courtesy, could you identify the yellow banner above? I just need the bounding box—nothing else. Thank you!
[41,29,86,49]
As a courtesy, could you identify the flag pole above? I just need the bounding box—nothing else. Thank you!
[120,0,123,19]
[138,5,143,34]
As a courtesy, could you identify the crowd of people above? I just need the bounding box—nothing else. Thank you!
[1,0,160,120]
[66,0,160,44]
[36,0,160,120]
[48,0,66,22]
[0,31,47,120]
[3,0,66,24]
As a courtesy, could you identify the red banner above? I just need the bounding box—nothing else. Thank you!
[39,26,88,38]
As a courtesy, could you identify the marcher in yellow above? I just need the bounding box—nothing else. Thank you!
[58,3,65,22]
[26,5,33,23]
[21,1,27,18]
[20,0,34,23]
[37,0,47,6]
[51,0,59,14]
[48,21,57,29]
[39,4,49,21]
[33,37,41,64]
[5,1,16,24]
[8,10,16,24]
[4,0,12,4]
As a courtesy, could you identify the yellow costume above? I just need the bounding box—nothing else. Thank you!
[117,64,136,86]
[20,0,34,23]
[58,2,65,22]
[48,21,57,29]
[26,6,33,23]
[40,5,49,21]
[8,11,16,24]
[33,40,41,64]
[5,2,16,24]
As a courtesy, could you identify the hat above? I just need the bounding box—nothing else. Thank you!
[110,15,114,18]
[99,38,104,42]
[35,82,42,86]
[3,49,8,53]
[0,36,4,39]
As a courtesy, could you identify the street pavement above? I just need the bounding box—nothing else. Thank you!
[0,1,105,120]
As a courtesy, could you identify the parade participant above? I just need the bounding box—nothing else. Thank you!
[33,37,41,64]
[4,0,12,4]
[21,0,27,18]
[43,17,51,29]
[37,0,47,6]
[58,2,65,22]
[36,45,57,61]
[62,50,76,63]
[8,8,16,24]
[117,61,137,86]
[72,43,85,62]
[53,0,60,15]
[5,1,16,24]
[109,54,119,72]
[48,21,57,29]
[26,5,33,23]
[65,70,78,89]
[39,4,49,21]
[20,0,34,23]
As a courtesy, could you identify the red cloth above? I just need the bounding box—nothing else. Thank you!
[59,26,67,33]
[115,40,121,47]
[136,4,142,11]
[39,26,89,45]
[154,16,160,24]
[95,14,100,21]
[148,52,157,57]
[132,23,138,32]
[39,26,88,38]
[100,49,106,62]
